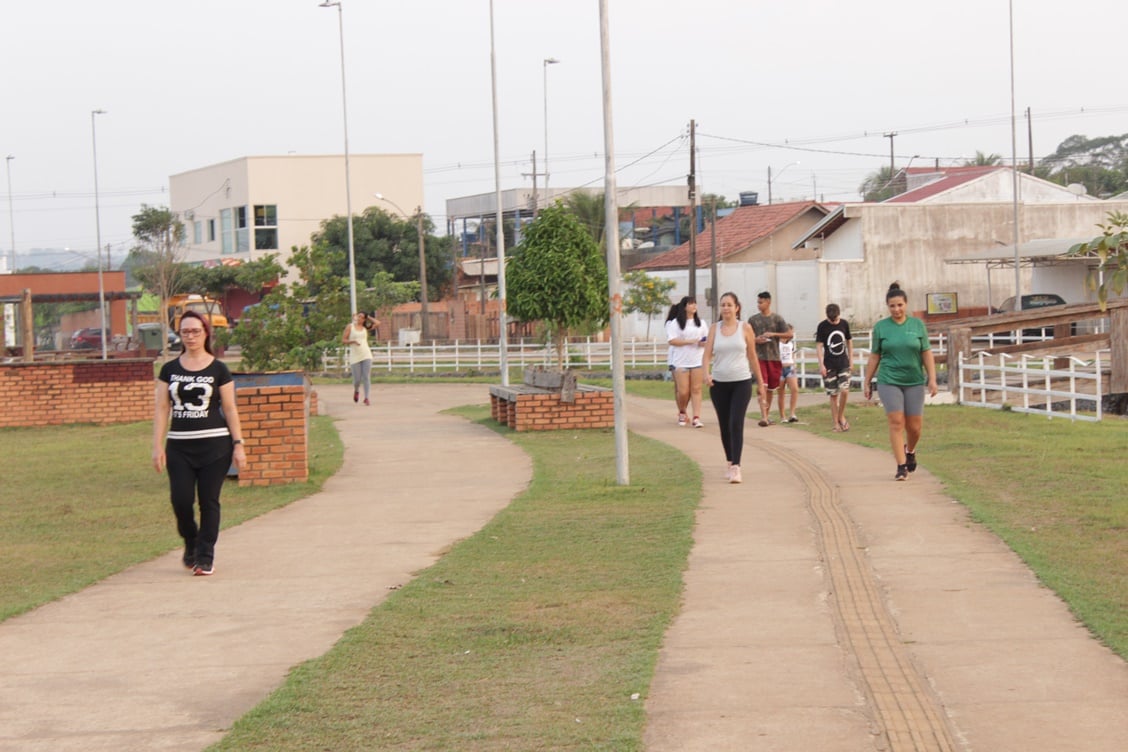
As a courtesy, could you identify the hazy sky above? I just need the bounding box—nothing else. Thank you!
[3,0,1127,268]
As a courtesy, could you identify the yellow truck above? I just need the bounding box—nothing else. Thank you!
[138,294,230,332]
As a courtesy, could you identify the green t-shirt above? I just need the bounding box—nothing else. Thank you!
[872,316,930,386]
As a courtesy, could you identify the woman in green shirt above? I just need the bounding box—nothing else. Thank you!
[863,283,938,480]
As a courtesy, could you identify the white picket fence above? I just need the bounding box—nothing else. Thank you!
[958,351,1108,421]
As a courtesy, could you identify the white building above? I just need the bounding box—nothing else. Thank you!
[169,154,423,267]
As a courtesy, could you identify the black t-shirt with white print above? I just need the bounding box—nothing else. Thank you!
[158,357,233,441]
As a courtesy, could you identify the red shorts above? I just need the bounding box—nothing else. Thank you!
[759,360,783,390]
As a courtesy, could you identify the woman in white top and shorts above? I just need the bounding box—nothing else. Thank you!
[702,292,761,483]
[665,296,710,427]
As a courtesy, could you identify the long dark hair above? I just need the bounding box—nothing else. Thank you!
[179,310,214,355]
[665,295,701,329]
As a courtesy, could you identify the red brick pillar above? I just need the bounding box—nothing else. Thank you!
[234,378,310,487]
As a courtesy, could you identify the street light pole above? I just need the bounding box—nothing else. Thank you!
[375,193,429,340]
[5,155,13,274]
[489,0,509,385]
[320,0,358,316]
[91,109,108,360]
[767,161,799,205]
[543,57,560,207]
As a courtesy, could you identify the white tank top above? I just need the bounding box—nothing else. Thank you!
[711,322,752,382]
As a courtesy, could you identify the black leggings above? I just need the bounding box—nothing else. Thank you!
[165,438,232,566]
[709,378,753,465]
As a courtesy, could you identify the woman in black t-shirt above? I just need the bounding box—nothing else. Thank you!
[152,311,247,576]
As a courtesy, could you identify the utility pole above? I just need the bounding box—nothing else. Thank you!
[767,165,773,205]
[415,208,429,341]
[530,150,539,217]
[884,132,896,179]
[1026,107,1034,173]
[709,198,718,315]
[687,119,697,298]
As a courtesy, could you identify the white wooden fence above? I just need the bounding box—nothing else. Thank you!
[958,351,1108,421]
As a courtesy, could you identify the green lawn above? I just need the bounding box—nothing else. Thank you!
[2,381,1124,749]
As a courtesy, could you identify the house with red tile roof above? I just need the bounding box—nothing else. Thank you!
[631,201,830,271]
[789,167,1124,326]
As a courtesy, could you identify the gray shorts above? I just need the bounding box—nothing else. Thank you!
[823,370,851,396]
[876,383,926,417]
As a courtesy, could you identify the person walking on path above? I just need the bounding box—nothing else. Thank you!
[703,292,761,483]
[342,311,375,405]
[777,327,800,423]
[748,291,791,427]
[863,283,938,481]
[665,296,710,428]
[816,303,854,432]
[152,310,247,576]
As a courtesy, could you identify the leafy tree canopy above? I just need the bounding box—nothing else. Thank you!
[623,271,676,340]
[507,203,609,365]
[312,207,455,300]
[1069,210,1128,309]
[233,243,416,372]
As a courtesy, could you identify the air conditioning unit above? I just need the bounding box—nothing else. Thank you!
[184,209,195,220]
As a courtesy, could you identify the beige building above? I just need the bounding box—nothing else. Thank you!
[795,168,1128,325]
[169,154,423,267]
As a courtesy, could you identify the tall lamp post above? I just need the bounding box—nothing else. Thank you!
[489,0,509,385]
[375,193,429,340]
[5,155,13,274]
[543,57,560,206]
[767,161,799,205]
[319,0,358,316]
[91,109,108,360]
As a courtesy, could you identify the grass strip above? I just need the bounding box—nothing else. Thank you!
[0,415,343,621]
[211,410,700,751]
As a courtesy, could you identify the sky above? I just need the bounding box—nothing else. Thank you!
[3,0,1127,270]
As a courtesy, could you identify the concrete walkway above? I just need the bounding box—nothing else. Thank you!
[0,383,1125,751]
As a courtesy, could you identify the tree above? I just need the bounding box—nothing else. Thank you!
[622,270,676,339]
[700,192,737,210]
[1037,133,1128,197]
[858,166,903,202]
[178,256,285,340]
[312,207,455,300]
[507,203,609,367]
[232,244,416,372]
[562,191,607,245]
[964,151,1003,166]
[1069,211,1128,309]
[130,205,185,360]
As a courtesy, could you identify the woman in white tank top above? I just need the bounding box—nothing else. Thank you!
[702,292,761,484]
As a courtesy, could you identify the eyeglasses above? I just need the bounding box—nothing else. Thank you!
[179,328,205,336]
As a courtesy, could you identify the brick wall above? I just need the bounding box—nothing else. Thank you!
[0,359,152,428]
[235,384,309,487]
[489,386,614,432]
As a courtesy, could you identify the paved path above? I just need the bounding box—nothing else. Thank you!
[0,384,531,752]
[1,384,1125,752]
[630,393,1128,752]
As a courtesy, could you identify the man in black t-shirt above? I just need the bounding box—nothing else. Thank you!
[815,303,854,432]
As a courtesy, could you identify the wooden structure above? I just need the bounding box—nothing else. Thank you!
[941,298,1128,394]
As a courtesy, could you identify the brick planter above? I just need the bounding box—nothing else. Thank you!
[0,359,152,428]
[232,371,310,487]
[488,383,614,432]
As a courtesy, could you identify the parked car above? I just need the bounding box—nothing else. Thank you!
[990,293,1074,341]
[69,327,105,349]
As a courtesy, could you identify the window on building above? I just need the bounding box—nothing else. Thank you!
[193,221,202,245]
[253,204,278,250]
[207,219,216,242]
[220,209,233,253]
[235,206,249,253]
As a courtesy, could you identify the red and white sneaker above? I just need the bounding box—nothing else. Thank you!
[192,563,215,576]
[677,413,688,427]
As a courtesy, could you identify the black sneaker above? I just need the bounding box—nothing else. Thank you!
[905,448,917,473]
[895,464,909,481]
[193,563,215,576]
[183,542,196,570]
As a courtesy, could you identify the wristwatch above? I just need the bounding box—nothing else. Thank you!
[232,439,244,445]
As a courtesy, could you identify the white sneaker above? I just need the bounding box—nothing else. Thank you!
[677,413,688,427]
[692,416,704,428]
[729,465,742,484]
